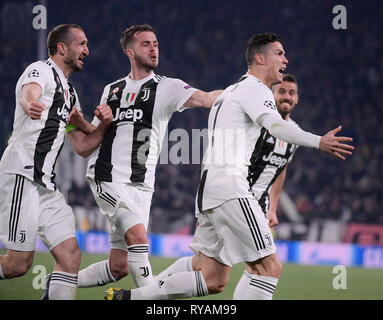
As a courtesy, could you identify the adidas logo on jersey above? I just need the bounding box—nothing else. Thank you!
[113,107,143,123]
[262,151,288,168]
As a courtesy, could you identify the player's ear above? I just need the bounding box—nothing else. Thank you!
[56,42,67,56]
[125,48,134,58]
[254,53,265,65]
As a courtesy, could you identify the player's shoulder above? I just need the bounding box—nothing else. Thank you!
[104,76,128,89]
[235,74,271,94]
[156,74,196,92]
[23,59,53,75]
[232,74,273,101]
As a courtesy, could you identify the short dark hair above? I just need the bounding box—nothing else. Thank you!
[47,24,83,56]
[120,24,155,53]
[246,33,283,66]
[283,74,298,86]
[271,73,299,92]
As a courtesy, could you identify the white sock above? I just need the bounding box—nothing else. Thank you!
[131,271,208,300]
[155,256,194,281]
[128,244,153,287]
[233,270,250,299]
[245,273,279,300]
[48,271,78,300]
[0,262,4,279]
[77,259,116,288]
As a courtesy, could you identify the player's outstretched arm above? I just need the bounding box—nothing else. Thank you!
[184,90,223,108]
[260,113,354,159]
[67,104,113,157]
[20,83,46,119]
[319,125,354,160]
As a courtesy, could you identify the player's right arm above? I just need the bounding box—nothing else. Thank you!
[19,83,46,120]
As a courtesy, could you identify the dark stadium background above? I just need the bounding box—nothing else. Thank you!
[0,0,382,245]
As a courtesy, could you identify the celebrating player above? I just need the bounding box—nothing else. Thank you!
[105,33,354,300]
[76,24,222,289]
[152,73,301,288]
[0,24,113,300]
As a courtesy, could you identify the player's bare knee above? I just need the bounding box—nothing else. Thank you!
[53,240,81,272]
[205,278,226,294]
[125,226,148,245]
[8,254,34,278]
[110,259,129,280]
[264,255,282,278]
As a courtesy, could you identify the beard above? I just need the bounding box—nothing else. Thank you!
[64,52,83,73]
[134,52,158,71]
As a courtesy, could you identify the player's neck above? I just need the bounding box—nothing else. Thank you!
[50,56,72,79]
[247,68,270,88]
[129,64,153,80]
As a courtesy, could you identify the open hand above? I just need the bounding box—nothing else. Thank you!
[319,125,354,160]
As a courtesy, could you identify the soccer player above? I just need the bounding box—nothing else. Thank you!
[76,24,222,289]
[105,33,353,300]
[153,73,301,286]
[0,24,113,300]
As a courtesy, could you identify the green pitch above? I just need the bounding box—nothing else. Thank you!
[0,251,382,300]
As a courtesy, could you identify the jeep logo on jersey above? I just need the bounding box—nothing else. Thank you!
[56,103,71,122]
[262,151,287,168]
[113,106,144,123]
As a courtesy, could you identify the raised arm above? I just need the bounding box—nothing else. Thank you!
[184,89,223,108]
[20,83,46,119]
[67,104,112,158]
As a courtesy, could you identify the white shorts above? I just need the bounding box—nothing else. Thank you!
[0,174,76,251]
[88,178,153,251]
[189,197,276,267]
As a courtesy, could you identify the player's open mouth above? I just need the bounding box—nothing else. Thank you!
[279,68,285,74]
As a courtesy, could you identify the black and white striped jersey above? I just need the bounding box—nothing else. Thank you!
[249,118,299,214]
[196,74,282,213]
[86,72,197,190]
[0,58,81,190]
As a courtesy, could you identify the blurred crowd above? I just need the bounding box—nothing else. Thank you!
[1,0,382,237]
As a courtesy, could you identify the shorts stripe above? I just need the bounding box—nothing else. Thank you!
[244,198,266,250]
[8,175,25,242]
[99,193,116,207]
[238,198,266,251]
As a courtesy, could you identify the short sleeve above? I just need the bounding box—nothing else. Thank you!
[21,62,50,94]
[237,82,280,123]
[161,78,197,113]
[99,85,109,105]
[91,85,110,127]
